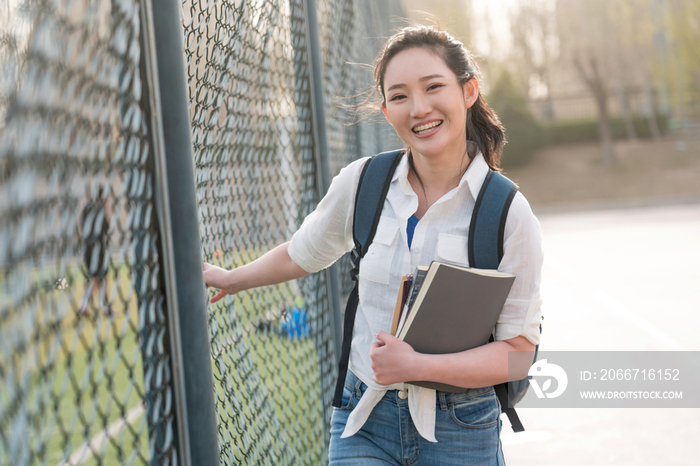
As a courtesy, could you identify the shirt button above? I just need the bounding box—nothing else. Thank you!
[413,247,420,254]
[398,390,408,399]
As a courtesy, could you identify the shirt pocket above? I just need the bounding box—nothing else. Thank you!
[358,216,399,285]
[437,233,470,268]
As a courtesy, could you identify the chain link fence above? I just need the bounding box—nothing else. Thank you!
[2,0,403,464]
[184,0,401,463]
[315,0,403,298]
[1,0,177,464]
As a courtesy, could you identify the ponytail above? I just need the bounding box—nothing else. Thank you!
[466,94,505,170]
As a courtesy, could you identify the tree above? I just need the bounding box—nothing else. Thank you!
[612,0,665,141]
[400,0,472,46]
[662,0,700,132]
[556,0,617,163]
[489,70,545,167]
[508,0,558,120]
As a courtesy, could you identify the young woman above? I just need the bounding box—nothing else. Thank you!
[204,25,543,465]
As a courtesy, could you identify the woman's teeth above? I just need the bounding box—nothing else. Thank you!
[413,121,442,134]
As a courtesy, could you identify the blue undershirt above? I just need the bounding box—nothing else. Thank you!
[406,214,419,249]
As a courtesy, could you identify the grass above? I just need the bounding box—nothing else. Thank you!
[2,262,154,465]
[41,329,150,465]
[206,279,328,465]
[2,258,329,465]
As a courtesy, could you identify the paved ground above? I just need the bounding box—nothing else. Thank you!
[501,203,700,465]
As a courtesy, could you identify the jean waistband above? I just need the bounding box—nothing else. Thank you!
[345,370,495,409]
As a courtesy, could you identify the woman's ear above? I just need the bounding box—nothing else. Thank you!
[463,79,479,109]
[382,106,390,122]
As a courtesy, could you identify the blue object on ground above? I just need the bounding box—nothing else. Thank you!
[280,306,310,338]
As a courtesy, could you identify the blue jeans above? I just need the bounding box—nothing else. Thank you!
[329,371,505,465]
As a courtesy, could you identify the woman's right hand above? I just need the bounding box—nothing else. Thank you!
[203,262,235,303]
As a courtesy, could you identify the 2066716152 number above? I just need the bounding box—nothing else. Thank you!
[600,369,680,381]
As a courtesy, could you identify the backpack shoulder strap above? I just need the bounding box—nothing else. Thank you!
[468,169,518,270]
[470,169,525,432]
[353,149,405,256]
[332,148,404,408]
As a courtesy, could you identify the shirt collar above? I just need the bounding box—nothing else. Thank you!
[461,151,490,201]
[392,147,491,202]
[393,150,408,182]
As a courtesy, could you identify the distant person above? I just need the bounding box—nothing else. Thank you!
[204,24,543,465]
[79,185,112,316]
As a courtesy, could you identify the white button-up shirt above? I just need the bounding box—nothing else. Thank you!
[288,152,543,442]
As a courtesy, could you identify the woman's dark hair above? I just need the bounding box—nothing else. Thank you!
[373,25,505,170]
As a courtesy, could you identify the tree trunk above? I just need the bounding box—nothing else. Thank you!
[645,82,662,141]
[575,54,617,163]
[617,83,638,141]
[542,73,556,120]
[596,94,616,163]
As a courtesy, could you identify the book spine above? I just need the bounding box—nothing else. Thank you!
[401,275,412,310]
[406,268,428,311]
[396,268,427,336]
[391,275,413,336]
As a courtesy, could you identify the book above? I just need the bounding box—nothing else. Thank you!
[393,266,428,336]
[404,266,429,317]
[396,261,515,392]
[390,275,413,336]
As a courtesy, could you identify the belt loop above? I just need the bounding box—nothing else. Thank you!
[354,371,364,397]
[438,391,448,410]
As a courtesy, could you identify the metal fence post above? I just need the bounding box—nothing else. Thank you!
[141,0,220,464]
[302,0,344,365]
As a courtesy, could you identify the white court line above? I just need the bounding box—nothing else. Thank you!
[546,258,687,351]
[56,404,145,466]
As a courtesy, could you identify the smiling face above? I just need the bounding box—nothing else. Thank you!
[381,47,478,162]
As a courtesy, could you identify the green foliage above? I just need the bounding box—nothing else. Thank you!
[664,1,700,109]
[487,71,546,168]
[544,114,668,145]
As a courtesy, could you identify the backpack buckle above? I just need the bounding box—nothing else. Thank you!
[350,248,361,281]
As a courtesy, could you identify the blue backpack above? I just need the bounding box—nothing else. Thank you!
[331,149,538,433]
